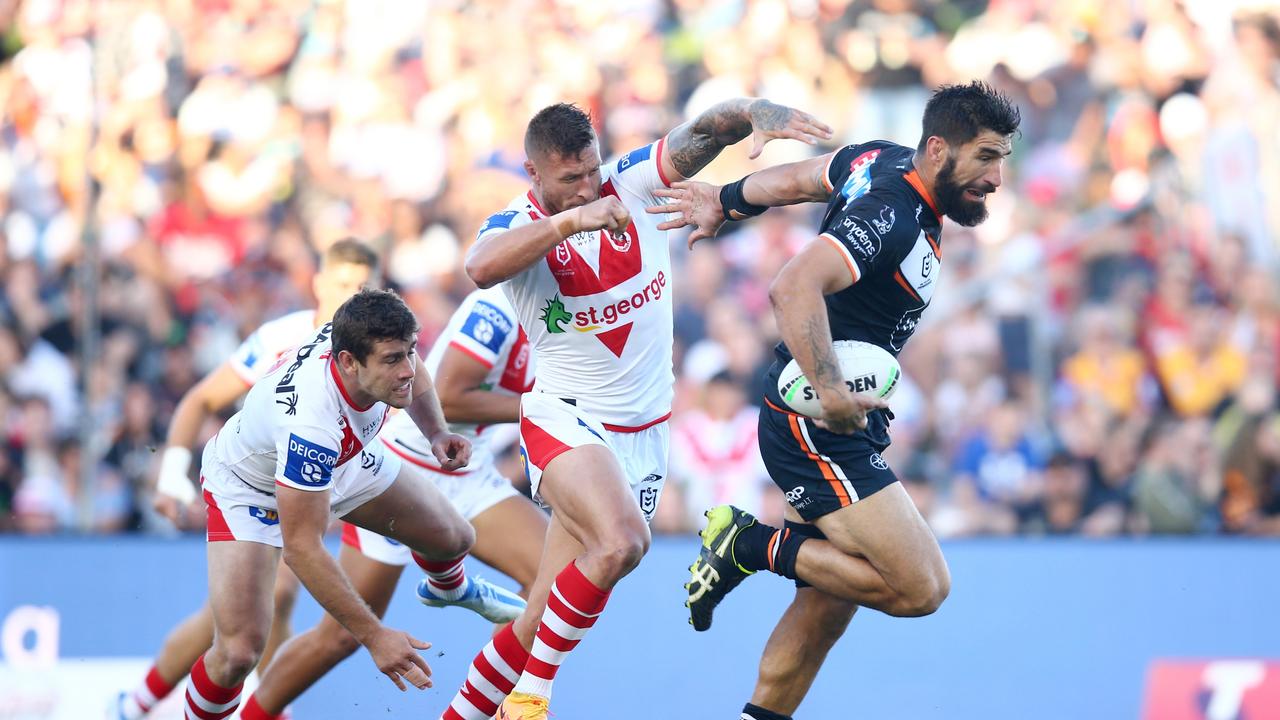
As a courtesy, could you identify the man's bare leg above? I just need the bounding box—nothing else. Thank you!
[243,545,403,716]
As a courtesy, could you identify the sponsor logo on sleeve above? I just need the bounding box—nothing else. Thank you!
[478,210,520,236]
[872,205,896,236]
[616,144,652,173]
[841,216,880,260]
[284,434,337,487]
[462,300,514,353]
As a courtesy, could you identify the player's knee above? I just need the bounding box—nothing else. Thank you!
[597,527,649,578]
[219,634,267,679]
[440,521,476,559]
[890,574,949,617]
[415,522,475,561]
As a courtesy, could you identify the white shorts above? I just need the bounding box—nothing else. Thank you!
[340,523,412,566]
[380,437,520,520]
[518,392,668,522]
[201,440,401,547]
[338,442,522,567]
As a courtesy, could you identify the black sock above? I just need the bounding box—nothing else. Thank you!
[741,702,792,720]
[733,522,808,580]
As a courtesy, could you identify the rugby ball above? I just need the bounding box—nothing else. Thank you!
[777,340,900,417]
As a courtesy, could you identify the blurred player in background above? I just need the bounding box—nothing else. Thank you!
[657,81,1020,720]
[446,97,831,720]
[237,286,546,720]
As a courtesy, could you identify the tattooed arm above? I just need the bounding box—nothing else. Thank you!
[660,98,832,182]
[769,238,886,434]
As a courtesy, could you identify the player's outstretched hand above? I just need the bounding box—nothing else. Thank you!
[431,432,472,471]
[746,100,833,159]
[366,627,433,691]
[815,391,888,435]
[574,196,631,236]
[648,181,725,248]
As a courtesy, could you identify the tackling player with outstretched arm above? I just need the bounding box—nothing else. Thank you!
[236,287,546,720]
[112,239,377,720]
[652,81,1020,720]
[440,99,832,720]
[182,289,478,720]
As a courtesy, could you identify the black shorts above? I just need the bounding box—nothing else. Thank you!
[758,399,898,521]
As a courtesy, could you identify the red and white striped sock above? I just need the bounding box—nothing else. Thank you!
[121,664,177,718]
[414,553,470,602]
[440,622,530,720]
[238,694,283,720]
[183,654,243,720]
[512,561,610,700]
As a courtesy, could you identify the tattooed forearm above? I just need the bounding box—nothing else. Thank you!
[803,314,844,392]
[667,99,753,177]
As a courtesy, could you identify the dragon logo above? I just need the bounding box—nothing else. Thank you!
[539,295,572,334]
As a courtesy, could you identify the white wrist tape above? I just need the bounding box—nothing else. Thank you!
[156,446,197,504]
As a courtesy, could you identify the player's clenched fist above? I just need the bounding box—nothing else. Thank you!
[366,627,433,691]
[430,431,472,471]
[572,196,631,236]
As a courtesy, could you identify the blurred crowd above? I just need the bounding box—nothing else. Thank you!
[1,0,1278,538]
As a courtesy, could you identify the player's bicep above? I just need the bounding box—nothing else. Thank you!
[275,428,339,491]
[781,237,861,297]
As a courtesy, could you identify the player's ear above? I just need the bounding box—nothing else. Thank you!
[523,158,538,183]
[337,349,360,371]
[926,135,948,165]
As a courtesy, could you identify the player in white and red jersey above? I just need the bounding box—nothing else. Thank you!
[181,288,484,720]
[443,100,831,720]
[111,240,377,720]
[237,287,547,720]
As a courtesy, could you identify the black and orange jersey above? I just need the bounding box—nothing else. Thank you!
[765,141,944,445]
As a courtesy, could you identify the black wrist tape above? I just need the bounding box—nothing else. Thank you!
[720,176,768,222]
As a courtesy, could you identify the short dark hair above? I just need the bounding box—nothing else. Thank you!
[525,103,596,161]
[917,81,1021,154]
[331,288,419,363]
[322,238,379,272]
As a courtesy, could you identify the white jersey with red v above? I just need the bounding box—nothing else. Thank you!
[380,286,533,470]
[479,138,676,430]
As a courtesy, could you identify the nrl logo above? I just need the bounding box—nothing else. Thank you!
[555,243,572,265]
[539,295,572,334]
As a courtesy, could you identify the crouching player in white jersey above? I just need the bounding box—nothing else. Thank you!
[235,287,547,720]
[111,243,525,720]
[443,99,832,720]
[182,288,479,720]
[111,240,377,720]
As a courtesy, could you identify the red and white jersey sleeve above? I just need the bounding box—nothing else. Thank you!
[379,287,533,468]
[496,141,676,429]
[211,324,391,496]
[227,309,318,385]
[606,137,674,207]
